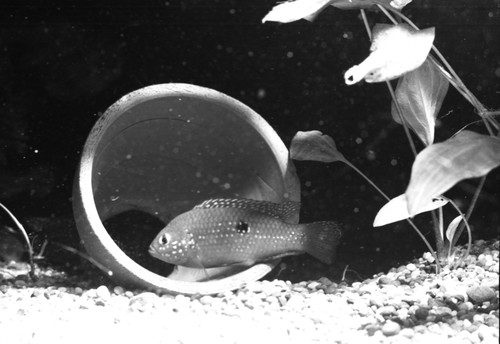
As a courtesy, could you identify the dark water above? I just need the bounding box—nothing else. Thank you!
[1,0,499,282]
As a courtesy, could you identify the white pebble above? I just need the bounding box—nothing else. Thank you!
[96,285,111,300]
[406,263,417,271]
[381,321,401,336]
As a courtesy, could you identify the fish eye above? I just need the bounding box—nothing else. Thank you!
[158,233,171,245]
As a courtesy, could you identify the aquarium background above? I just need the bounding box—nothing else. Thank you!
[1,0,499,281]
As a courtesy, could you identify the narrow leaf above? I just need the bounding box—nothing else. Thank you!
[332,0,378,9]
[406,131,500,216]
[290,130,347,163]
[262,0,333,23]
[345,24,435,85]
[332,0,403,10]
[445,215,463,242]
[373,194,448,227]
[392,59,449,145]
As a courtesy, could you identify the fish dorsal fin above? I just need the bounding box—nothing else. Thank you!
[194,198,300,222]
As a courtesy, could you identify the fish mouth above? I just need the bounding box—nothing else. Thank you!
[148,246,161,258]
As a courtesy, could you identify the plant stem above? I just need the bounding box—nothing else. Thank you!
[52,241,114,277]
[451,176,486,248]
[343,160,440,272]
[435,206,444,257]
[360,9,372,40]
[344,160,390,201]
[0,203,36,280]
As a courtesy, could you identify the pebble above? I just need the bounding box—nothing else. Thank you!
[113,286,125,295]
[0,239,498,343]
[307,281,320,290]
[381,320,401,336]
[129,292,159,311]
[406,263,417,271]
[399,328,414,338]
[414,307,429,320]
[96,285,111,300]
[467,285,496,304]
[199,295,214,306]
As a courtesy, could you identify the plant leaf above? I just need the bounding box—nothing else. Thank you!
[332,0,405,10]
[373,194,448,227]
[331,0,378,9]
[262,0,334,23]
[392,59,449,145]
[345,24,435,85]
[389,0,413,10]
[406,130,500,216]
[445,215,463,242]
[290,130,347,163]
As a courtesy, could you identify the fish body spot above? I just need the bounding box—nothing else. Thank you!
[236,220,249,233]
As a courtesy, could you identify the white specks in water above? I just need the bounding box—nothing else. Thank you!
[391,158,398,166]
[125,154,132,159]
[286,51,294,58]
[195,171,202,178]
[110,195,119,202]
[222,182,231,190]
[172,147,180,154]
[355,137,363,144]
[353,207,359,213]
[305,181,312,188]
[257,88,266,99]
[212,177,220,184]
[366,150,376,161]
[342,31,354,40]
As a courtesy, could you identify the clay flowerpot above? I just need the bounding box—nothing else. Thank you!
[73,83,300,295]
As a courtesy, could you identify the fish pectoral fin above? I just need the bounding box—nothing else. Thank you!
[239,260,256,267]
[262,251,303,262]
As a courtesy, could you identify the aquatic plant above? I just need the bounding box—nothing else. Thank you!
[0,202,113,279]
[264,0,500,269]
[0,202,36,279]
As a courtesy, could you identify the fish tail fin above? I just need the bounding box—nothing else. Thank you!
[304,221,342,265]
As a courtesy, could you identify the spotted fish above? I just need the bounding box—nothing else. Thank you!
[148,198,342,268]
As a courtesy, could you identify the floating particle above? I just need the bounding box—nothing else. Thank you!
[257,88,266,99]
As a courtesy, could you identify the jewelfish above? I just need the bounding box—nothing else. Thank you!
[149,198,342,268]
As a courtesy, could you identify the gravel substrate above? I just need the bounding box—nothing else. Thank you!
[1,239,498,344]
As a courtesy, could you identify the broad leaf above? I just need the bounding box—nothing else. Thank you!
[345,24,435,85]
[406,130,500,216]
[262,0,402,23]
[392,59,449,145]
[262,0,334,23]
[389,0,413,10]
[445,215,464,242]
[290,130,347,163]
[373,194,448,227]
